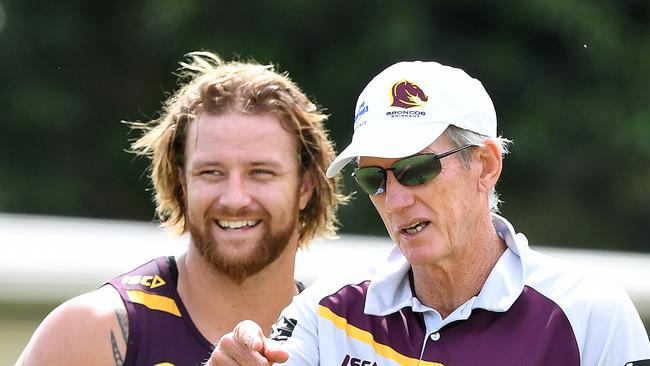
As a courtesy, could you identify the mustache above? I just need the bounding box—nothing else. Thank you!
[206,207,270,220]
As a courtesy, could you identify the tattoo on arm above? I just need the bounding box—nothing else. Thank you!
[111,331,124,366]
[115,309,129,343]
[111,309,129,366]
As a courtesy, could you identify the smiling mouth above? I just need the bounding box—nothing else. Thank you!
[216,220,260,230]
[402,221,429,235]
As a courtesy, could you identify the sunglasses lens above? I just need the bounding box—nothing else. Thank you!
[393,154,441,186]
[353,154,443,195]
[353,167,386,195]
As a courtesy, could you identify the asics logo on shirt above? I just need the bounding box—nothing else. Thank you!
[340,354,378,366]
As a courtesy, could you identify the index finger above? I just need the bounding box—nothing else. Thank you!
[232,320,289,363]
[233,320,266,352]
[207,332,273,366]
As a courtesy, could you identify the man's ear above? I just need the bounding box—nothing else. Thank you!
[298,172,314,211]
[476,139,503,193]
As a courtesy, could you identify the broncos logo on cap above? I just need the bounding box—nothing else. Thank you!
[390,80,428,109]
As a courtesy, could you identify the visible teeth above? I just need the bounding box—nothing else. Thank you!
[404,222,425,235]
[218,220,258,229]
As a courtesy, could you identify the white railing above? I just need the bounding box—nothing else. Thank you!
[2,213,649,321]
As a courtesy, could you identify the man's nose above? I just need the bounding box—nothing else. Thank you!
[384,171,415,213]
[218,174,252,209]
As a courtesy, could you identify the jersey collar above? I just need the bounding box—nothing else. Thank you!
[364,214,529,317]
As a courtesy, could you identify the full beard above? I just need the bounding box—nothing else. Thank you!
[188,209,298,284]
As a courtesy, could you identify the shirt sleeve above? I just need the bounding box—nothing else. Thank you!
[580,284,650,365]
[269,285,321,365]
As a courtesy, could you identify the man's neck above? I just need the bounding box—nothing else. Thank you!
[175,243,299,343]
[412,214,507,319]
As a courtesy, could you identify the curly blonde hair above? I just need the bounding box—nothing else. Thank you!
[129,51,346,247]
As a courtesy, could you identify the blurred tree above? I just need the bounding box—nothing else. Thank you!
[0,0,648,250]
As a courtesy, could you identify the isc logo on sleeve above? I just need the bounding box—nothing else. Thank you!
[121,274,166,289]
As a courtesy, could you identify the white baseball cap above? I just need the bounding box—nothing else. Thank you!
[326,61,497,178]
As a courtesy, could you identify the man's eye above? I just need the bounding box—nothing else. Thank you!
[201,170,221,176]
[251,169,274,176]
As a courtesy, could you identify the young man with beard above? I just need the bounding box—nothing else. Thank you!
[17,51,346,366]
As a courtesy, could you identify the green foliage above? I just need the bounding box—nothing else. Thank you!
[1,0,648,250]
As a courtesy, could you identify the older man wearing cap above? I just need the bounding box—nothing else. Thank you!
[207,61,650,365]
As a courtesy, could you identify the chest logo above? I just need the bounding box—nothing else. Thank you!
[121,274,166,289]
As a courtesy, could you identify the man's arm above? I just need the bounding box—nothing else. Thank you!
[16,285,129,366]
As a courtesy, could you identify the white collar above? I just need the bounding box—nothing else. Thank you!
[364,214,529,317]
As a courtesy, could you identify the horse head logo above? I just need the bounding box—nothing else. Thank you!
[390,80,428,109]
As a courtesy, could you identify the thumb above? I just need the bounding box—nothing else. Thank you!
[261,339,289,363]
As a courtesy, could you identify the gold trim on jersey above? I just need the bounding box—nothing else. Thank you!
[318,305,444,366]
[126,290,181,317]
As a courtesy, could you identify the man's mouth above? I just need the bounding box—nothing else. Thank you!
[402,221,429,235]
[216,220,260,230]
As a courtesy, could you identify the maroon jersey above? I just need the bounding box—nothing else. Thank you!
[107,256,212,366]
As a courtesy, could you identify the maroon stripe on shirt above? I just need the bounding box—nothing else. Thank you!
[319,281,427,359]
[319,282,580,365]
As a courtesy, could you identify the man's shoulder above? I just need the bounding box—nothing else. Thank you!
[296,267,376,307]
[63,285,128,325]
[522,248,644,336]
[17,286,127,365]
[523,248,625,304]
[38,285,126,324]
[273,270,377,348]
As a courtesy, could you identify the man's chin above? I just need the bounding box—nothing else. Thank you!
[194,239,276,281]
[189,217,297,284]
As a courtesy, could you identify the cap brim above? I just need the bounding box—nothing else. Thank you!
[326,122,449,177]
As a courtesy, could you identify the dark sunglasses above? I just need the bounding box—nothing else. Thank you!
[351,145,474,195]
